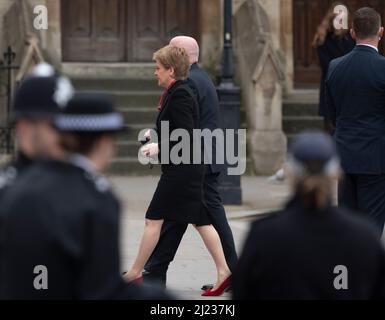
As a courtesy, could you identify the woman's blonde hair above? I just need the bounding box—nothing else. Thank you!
[153,45,190,80]
[295,176,332,210]
[312,2,351,47]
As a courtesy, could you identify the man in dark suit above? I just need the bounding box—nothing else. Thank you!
[326,7,385,237]
[143,36,238,289]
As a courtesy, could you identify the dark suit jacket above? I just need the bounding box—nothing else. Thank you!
[317,32,355,117]
[325,45,385,174]
[188,63,223,173]
[232,196,385,300]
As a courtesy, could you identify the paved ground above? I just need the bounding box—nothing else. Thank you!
[110,174,385,300]
[111,175,290,300]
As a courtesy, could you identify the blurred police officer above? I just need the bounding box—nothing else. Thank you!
[233,131,385,300]
[0,93,169,299]
[0,63,73,196]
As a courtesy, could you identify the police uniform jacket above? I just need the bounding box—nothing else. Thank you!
[0,159,137,299]
[232,196,385,300]
[0,152,33,197]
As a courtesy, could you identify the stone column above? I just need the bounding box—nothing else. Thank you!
[234,0,287,175]
[45,0,62,67]
[280,0,294,94]
[25,0,61,68]
[0,0,14,123]
[259,0,280,49]
[199,0,222,79]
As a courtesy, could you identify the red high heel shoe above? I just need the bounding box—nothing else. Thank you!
[201,276,231,296]
[126,275,144,285]
[132,276,144,284]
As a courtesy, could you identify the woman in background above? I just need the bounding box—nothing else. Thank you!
[313,3,355,134]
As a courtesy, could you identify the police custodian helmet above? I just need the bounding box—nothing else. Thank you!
[53,92,124,133]
[287,130,340,177]
[12,62,74,120]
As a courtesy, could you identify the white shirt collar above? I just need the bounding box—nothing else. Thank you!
[357,43,379,52]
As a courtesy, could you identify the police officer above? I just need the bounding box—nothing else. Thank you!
[233,131,385,299]
[0,62,73,196]
[0,92,170,299]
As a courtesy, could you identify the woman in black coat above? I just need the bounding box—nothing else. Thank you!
[233,131,385,300]
[124,45,231,296]
[313,5,355,133]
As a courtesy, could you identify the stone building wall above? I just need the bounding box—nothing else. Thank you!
[234,0,294,93]
[0,0,25,123]
[32,0,224,75]
[258,0,293,93]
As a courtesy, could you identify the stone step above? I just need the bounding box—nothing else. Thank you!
[117,121,249,140]
[116,124,153,142]
[108,157,161,176]
[82,90,160,108]
[72,78,161,92]
[283,89,319,104]
[282,103,319,117]
[119,107,158,124]
[62,62,156,79]
[107,156,254,176]
[283,116,324,135]
[115,141,142,158]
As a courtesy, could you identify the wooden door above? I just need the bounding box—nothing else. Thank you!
[128,0,199,62]
[61,0,199,62]
[293,0,385,88]
[62,0,126,62]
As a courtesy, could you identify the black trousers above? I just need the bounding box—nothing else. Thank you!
[144,169,238,277]
[338,173,385,238]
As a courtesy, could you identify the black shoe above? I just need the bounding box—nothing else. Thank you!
[201,283,214,291]
[201,283,232,292]
[142,270,167,289]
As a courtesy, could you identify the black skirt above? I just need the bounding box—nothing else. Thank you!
[146,164,211,226]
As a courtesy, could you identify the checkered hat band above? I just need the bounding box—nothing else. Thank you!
[55,113,123,131]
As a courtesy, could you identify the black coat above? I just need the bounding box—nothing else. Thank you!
[326,45,385,174]
[146,80,210,225]
[317,32,355,117]
[188,63,223,173]
[0,152,33,197]
[0,159,169,299]
[232,196,385,300]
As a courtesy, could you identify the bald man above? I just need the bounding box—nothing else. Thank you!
[143,36,238,291]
